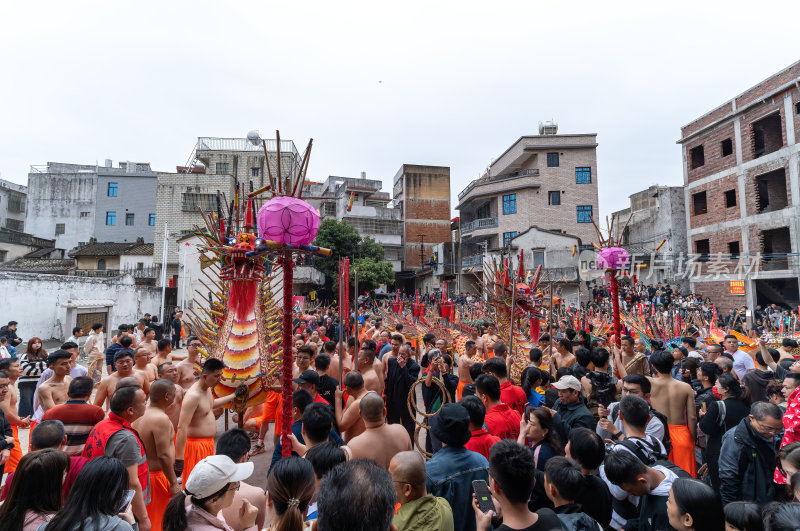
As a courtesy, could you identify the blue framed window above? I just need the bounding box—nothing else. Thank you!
[576,167,591,184]
[547,152,559,167]
[107,182,118,197]
[503,231,518,247]
[149,213,156,226]
[502,193,517,215]
[577,205,593,223]
[106,211,116,226]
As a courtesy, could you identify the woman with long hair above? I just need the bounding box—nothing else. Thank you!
[517,406,563,471]
[666,478,724,531]
[723,502,763,531]
[42,457,134,531]
[266,456,316,531]
[699,372,750,492]
[163,455,258,531]
[0,449,68,531]
[18,337,47,417]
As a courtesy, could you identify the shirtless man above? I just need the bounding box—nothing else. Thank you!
[138,327,158,357]
[175,357,235,488]
[176,336,203,390]
[156,362,185,430]
[36,350,73,421]
[612,335,649,377]
[457,340,478,400]
[550,339,576,376]
[133,378,179,530]
[346,391,412,468]
[0,358,30,473]
[133,346,157,384]
[150,339,173,371]
[357,348,384,396]
[646,350,697,477]
[94,349,151,410]
[471,328,487,360]
[329,339,355,382]
[482,323,500,355]
[537,334,556,366]
[381,334,403,378]
[334,370,368,441]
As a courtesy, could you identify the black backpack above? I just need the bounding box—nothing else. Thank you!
[588,371,617,408]
[556,512,602,531]
[616,436,691,479]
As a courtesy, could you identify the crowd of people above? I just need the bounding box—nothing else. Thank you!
[0,305,800,531]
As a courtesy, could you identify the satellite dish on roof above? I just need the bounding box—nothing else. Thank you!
[247,130,261,146]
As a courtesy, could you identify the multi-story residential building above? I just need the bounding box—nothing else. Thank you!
[392,164,451,292]
[26,160,157,251]
[306,173,403,271]
[457,125,599,288]
[154,134,301,276]
[610,185,688,286]
[678,60,800,311]
[0,179,27,233]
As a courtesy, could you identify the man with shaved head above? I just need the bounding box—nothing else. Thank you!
[133,378,179,530]
[346,391,412,468]
[390,451,454,530]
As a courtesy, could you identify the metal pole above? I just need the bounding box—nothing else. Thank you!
[159,223,168,324]
[180,243,189,310]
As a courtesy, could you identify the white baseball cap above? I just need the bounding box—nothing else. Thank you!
[184,455,254,499]
[552,375,582,392]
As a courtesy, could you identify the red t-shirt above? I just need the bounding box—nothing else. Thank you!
[500,381,528,415]
[484,403,522,440]
[465,429,501,460]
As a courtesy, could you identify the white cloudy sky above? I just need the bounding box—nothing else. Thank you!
[1,1,798,218]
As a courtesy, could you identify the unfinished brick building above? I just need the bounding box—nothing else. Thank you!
[678,60,800,312]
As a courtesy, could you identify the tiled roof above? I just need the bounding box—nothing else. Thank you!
[0,258,74,274]
[25,247,57,258]
[70,242,153,258]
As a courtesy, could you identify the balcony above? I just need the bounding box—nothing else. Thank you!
[74,266,159,279]
[458,168,540,201]
[461,217,498,234]
[462,254,485,268]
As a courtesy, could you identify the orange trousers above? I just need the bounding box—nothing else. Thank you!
[456,380,467,401]
[147,469,171,531]
[668,424,696,477]
[5,426,22,474]
[182,437,215,488]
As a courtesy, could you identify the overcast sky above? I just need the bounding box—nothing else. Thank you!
[1,1,798,219]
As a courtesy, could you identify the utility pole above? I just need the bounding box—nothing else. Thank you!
[159,223,169,324]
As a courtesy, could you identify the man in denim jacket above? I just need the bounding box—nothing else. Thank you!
[425,403,489,531]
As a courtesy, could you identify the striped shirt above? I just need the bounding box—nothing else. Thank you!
[19,355,47,383]
[41,400,105,455]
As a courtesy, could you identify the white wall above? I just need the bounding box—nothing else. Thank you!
[0,272,162,340]
[120,254,154,270]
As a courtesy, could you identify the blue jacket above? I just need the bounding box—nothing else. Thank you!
[425,446,488,531]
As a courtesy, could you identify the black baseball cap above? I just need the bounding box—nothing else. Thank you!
[293,370,320,387]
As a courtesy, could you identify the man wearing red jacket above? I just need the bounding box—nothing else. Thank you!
[475,374,522,440]
[83,380,150,531]
[460,395,500,459]
[483,357,527,415]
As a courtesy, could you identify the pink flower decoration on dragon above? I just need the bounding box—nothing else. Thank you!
[596,247,630,270]
[257,197,320,246]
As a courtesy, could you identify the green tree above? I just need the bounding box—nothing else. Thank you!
[311,219,393,300]
[351,257,394,293]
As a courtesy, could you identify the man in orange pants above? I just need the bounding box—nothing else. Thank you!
[647,350,697,477]
[247,389,280,456]
[175,358,235,487]
[0,358,30,473]
[134,378,180,530]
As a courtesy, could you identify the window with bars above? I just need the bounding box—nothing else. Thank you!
[55,223,65,235]
[80,211,91,218]
[547,153,559,167]
[251,167,260,177]
[322,203,337,217]
[577,205,593,223]
[216,162,230,175]
[106,212,116,225]
[7,194,25,212]
[5,219,23,231]
[345,218,402,235]
[125,213,135,226]
[182,193,217,212]
[575,167,591,184]
[502,193,517,215]
[503,231,518,247]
